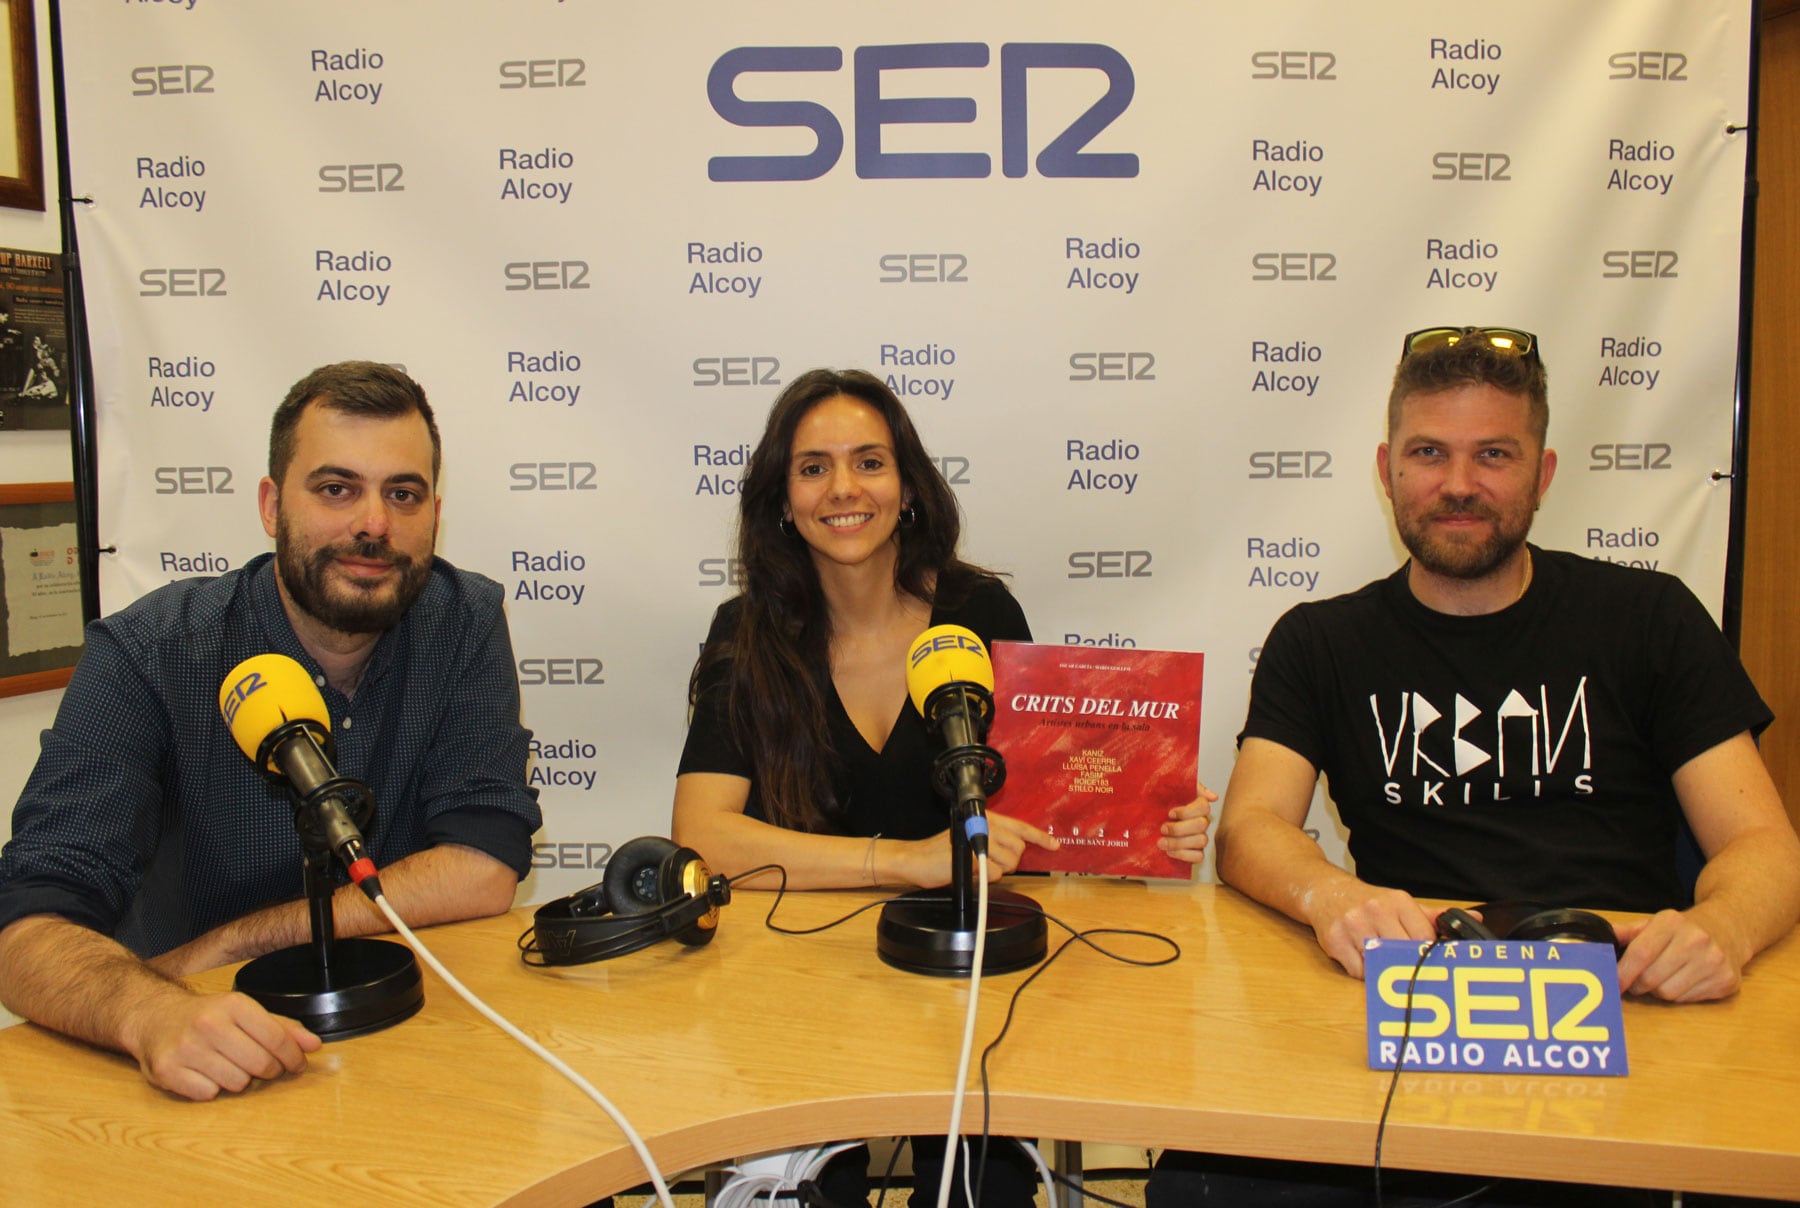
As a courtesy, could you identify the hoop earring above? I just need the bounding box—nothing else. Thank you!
[898,506,918,529]
[779,516,798,538]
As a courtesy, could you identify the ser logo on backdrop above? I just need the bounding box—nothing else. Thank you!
[693,356,781,386]
[531,840,612,870]
[1067,550,1153,579]
[505,260,590,291]
[130,65,215,96]
[518,657,605,686]
[153,466,233,495]
[1250,51,1336,80]
[707,43,1137,181]
[1068,352,1156,381]
[500,59,587,89]
[1589,443,1671,472]
[318,163,404,193]
[879,253,967,285]
[1249,451,1333,479]
[1608,52,1688,81]
[510,462,598,491]
[1432,152,1510,182]
[1252,253,1335,282]
[1602,251,1678,279]
[139,268,226,297]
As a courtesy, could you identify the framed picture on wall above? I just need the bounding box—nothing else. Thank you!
[0,481,83,696]
[0,0,41,211]
[0,246,66,430]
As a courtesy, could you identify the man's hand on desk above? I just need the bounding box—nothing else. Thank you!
[1306,886,1748,1002]
[1614,908,1746,1004]
[1301,879,1440,980]
[122,987,321,1101]
[0,916,322,1101]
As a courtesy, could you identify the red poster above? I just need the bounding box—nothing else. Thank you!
[986,642,1204,877]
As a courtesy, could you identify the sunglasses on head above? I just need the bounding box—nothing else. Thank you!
[1402,326,1540,364]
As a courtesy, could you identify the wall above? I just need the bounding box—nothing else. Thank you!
[1743,1,1800,830]
[0,1,64,1028]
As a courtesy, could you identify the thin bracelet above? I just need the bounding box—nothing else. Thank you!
[864,833,882,886]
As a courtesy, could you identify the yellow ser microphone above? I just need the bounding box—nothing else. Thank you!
[905,625,1004,850]
[220,651,330,770]
[906,624,995,716]
[219,653,382,893]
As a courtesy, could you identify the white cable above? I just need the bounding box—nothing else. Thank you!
[1016,1138,1056,1208]
[935,853,990,1208]
[370,893,676,1208]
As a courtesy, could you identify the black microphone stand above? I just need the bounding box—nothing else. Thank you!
[876,684,1047,976]
[233,731,423,1039]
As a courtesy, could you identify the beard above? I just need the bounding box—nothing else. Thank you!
[1393,493,1536,581]
[275,514,432,635]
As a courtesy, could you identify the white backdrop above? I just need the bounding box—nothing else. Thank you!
[61,1,1752,904]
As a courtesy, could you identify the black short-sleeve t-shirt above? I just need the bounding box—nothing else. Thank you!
[1241,547,1771,912]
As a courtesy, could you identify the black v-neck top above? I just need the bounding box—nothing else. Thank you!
[677,576,1030,838]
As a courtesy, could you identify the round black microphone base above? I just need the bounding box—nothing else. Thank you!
[877,888,1047,977]
[234,937,424,1040]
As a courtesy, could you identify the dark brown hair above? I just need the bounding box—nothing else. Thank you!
[269,361,441,484]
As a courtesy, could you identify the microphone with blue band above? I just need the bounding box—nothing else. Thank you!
[905,625,1006,856]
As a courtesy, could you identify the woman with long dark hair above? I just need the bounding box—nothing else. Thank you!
[677,366,1212,881]
[673,370,1212,1205]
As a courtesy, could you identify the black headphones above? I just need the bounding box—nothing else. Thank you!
[521,836,732,966]
[1435,900,1621,954]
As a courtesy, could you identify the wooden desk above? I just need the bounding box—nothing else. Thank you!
[1,880,1796,1205]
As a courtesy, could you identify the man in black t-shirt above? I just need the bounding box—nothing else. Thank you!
[1216,326,1800,1004]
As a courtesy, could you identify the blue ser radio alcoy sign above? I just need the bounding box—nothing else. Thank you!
[1364,939,1628,1077]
